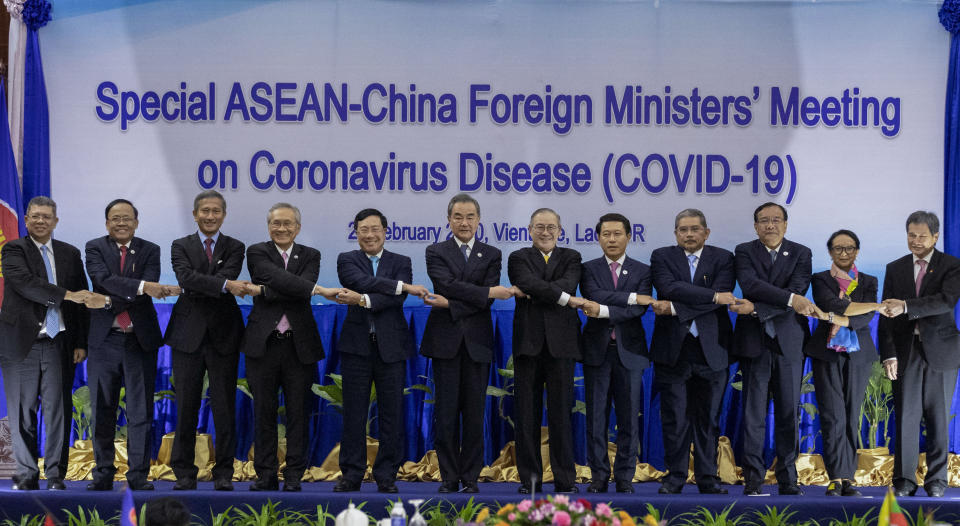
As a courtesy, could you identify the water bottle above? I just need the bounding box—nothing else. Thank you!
[390,501,407,526]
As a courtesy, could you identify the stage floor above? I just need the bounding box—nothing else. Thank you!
[2,481,960,523]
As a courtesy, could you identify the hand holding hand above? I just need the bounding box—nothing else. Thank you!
[424,294,450,308]
[634,294,655,306]
[402,283,431,298]
[729,298,755,315]
[83,292,108,309]
[162,285,182,297]
[790,295,817,317]
[510,286,527,299]
[651,300,673,316]
[73,348,86,364]
[335,289,363,305]
[244,283,262,297]
[313,285,343,301]
[225,280,249,297]
[488,285,514,300]
[580,300,601,318]
[567,296,587,309]
[880,299,905,317]
[883,359,898,381]
[714,292,737,305]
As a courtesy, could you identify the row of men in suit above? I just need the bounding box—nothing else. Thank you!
[1,193,955,500]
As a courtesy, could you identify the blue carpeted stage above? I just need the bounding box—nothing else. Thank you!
[2,481,960,524]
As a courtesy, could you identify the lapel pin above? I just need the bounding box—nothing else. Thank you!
[217,259,223,265]
[129,249,136,255]
[477,252,482,258]
[782,251,789,256]
[622,269,628,275]
[294,254,299,259]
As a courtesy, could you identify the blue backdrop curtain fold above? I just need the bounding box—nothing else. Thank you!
[21,28,50,208]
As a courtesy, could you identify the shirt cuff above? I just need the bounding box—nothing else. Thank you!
[558,292,570,306]
[363,294,372,309]
[222,280,228,294]
[883,357,897,363]
[628,292,637,305]
[137,280,145,295]
[787,293,795,308]
[598,305,610,319]
[670,302,677,316]
[395,281,404,295]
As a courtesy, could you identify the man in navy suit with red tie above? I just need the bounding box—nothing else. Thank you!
[729,202,815,496]
[578,213,652,494]
[333,208,429,493]
[421,194,512,493]
[879,211,960,498]
[86,199,180,491]
[649,209,735,495]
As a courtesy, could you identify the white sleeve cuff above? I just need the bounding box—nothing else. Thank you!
[787,293,795,308]
[395,281,404,295]
[598,305,610,319]
[628,292,637,305]
[558,292,570,306]
[363,294,372,309]
[137,280,145,295]
[670,302,677,316]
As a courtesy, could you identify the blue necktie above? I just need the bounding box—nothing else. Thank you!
[40,245,60,338]
[370,255,380,275]
[687,254,699,337]
[460,243,469,262]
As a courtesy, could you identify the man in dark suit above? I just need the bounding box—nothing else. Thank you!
[0,196,100,490]
[86,198,180,491]
[729,202,814,496]
[421,194,512,494]
[578,212,652,494]
[507,207,584,494]
[332,208,428,494]
[649,209,736,495]
[241,202,341,492]
[164,190,248,491]
[878,211,960,498]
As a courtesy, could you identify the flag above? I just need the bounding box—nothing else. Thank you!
[0,78,26,307]
[120,487,138,526]
[878,487,908,526]
[22,28,50,207]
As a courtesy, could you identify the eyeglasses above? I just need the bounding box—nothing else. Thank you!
[756,218,784,226]
[532,224,559,233]
[108,216,135,225]
[357,226,384,235]
[830,246,858,255]
[269,220,298,229]
[676,226,704,234]
[27,213,54,222]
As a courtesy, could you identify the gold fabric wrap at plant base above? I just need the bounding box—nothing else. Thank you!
[37,431,960,486]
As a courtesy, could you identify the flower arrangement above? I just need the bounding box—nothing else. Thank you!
[484,495,660,526]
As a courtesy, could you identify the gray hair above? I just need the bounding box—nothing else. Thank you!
[267,202,301,225]
[193,190,226,213]
[529,207,560,226]
[674,208,707,229]
[447,193,481,218]
[27,196,57,216]
[905,211,939,235]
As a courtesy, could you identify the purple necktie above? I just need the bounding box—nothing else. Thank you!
[276,251,291,333]
[916,259,927,296]
[609,261,619,340]
[204,238,214,265]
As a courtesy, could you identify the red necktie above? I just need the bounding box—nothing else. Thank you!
[916,259,927,296]
[115,246,132,329]
[609,261,619,340]
[204,238,214,265]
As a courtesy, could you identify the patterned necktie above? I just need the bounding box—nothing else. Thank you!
[916,259,927,296]
[40,245,59,338]
[115,246,132,329]
[609,261,619,341]
[204,238,214,265]
[460,243,469,262]
[769,249,777,264]
[687,254,699,337]
[276,252,291,333]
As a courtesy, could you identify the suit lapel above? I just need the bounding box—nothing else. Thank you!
[542,248,557,279]
[103,236,122,276]
[445,239,466,275]
[691,246,708,284]
[595,257,616,290]
[188,233,211,274]
[125,238,143,277]
[463,240,482,277]
[918,251,940,297]
[23,239,49,282]
[285,245,302,274]
[52,240,69,286]
[767,240,790,284]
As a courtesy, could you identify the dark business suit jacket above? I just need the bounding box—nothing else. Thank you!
[804,270,878,364]
[421,239,501,363]
[879,250,960,370]
[732,238,812,360]
[164,233,245,354]
[85,236,163,351]
[241,241,324,365]
[508,246,582,359]
[579,255,650,370]
[336,249,414,362]
[0,237,89,361]
[650,245,735,371]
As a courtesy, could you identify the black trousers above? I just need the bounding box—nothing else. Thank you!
[514,351,576,488]
[893,337,959,487]
[810,355,869,481]
[431,344,490,485]
[88,331,158,485]
[739,339,803,487]
[170,341,239,483]
[584,342,642,484]
[655,335,726,488]
[246,334,315,483]
[339,340,406,485]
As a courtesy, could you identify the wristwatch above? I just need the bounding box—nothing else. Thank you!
[359,295,366,308]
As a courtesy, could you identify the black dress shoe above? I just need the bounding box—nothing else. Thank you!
[333,479,361,492]
[698,485,727,495]
[12,479,39,490]
[587,481,608,493]
[249,478,279,491]
[461,481,479,493]
[554,484,578,494]
[841,480,861,497]
[282,481,302,492]
[87,480,113,491]
[518,484,542,494]
[893,479,918,497]
[438,481,459,493]
[173,478,197,490]
[743,485,762,496]
[825,481,842,497]
[377,481,399,493]
[128,481,154,491]
[658,483,682,494]
[47,479,66,491]
[778,483,803,496]
[925,481,947,498]
[615,480,635,494]
[213,479,234,491]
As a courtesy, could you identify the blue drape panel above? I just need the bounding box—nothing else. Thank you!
[22,29,51,208]
[944,29,960,452]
